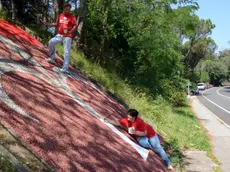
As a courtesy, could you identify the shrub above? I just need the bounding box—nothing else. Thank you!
[160,78,187,106]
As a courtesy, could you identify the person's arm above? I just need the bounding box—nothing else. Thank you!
[105,118,121,126]
[40,19,58,27]
[130,119,147,136]
[69,17,78,35]
[104,118,127,130]
[133,130,147,136]
[69,23,78,35]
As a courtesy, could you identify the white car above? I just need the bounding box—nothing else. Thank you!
[197,83,206,90]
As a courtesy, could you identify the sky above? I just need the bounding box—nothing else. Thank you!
[196,0,230,52]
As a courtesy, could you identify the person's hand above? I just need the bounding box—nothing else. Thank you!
[102,117,108,123]
[128,127,136,134]
[68,29,74,35]
[103,118,107,122]
[40,19,47,25]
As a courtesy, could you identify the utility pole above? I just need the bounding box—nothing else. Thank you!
[187,82,191,98]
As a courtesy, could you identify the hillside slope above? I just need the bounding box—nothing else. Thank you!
[0,20,168,171]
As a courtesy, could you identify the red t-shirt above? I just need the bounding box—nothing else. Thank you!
[57,13,77,38]
[119,117,156,138]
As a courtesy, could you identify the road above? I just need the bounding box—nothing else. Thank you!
[197,86,230,127]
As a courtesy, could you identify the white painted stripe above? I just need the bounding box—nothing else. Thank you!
[216,87,230,99]
[202,89,230,114]
[100,118,149,161]
[202,89,230,129]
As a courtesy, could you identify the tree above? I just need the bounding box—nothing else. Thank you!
[204,60,227,86]
[218,49,230,81]
[184,37,217,69]
[185,17,215,57]
[53,0,64,21]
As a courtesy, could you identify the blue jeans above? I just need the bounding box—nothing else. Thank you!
[136,134,171,166]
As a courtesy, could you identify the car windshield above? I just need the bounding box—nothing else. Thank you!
[197,83,204,86]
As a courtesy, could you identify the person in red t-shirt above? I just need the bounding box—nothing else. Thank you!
[41,3,78,73]
[105,109,173,170]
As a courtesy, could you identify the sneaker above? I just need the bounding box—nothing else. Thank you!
[59,68,69,74]
[45,57,55,63]
[167,165,173,170]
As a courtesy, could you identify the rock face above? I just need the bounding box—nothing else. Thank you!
[0,20,169,172]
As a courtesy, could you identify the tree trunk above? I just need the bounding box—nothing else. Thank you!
[53,0,64,33]
[102,0,109,40]
[10,0,16,22]
[78,0,89,34]
[74,0,89,49]
[98,0,109,63]
[44,0,50,22]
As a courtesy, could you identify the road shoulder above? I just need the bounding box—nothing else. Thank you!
[190,96,230,172]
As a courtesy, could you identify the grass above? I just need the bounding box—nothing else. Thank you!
[0,9,8,20]
[56,44,214,168]
[0,154,15,172]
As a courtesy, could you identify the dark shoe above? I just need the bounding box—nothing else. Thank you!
[45,57,55,63]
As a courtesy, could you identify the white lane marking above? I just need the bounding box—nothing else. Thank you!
[202,89,230,115]
[202,89,230,128]
[216,87,230,99]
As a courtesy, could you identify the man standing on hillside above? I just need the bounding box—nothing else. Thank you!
[105,109,173,170]
[41,3,78,73]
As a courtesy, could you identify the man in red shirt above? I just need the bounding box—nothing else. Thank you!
[106,109,173,170]
[41,3,78,73]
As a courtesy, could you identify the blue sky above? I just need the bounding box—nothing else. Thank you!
[196,0,230,51]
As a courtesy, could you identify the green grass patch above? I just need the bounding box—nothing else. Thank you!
[0,154,15,172]
[0,8,8,20]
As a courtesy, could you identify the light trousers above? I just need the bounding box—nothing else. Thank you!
[48,34,72,70]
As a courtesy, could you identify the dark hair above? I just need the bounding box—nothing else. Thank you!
[63,3,71,8]
[127,109,138,118]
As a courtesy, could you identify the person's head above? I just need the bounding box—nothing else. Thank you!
[63,3,71,14]
[127,109,138,122]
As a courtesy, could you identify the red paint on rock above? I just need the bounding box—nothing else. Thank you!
[0,20,43,47]
[0,72,167,171]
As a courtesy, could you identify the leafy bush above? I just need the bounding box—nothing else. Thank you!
[0,9,8,20]
[0,154,15,171]
[160,78,187,106]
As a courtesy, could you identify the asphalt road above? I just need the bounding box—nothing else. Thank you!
[197,86,230,127]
